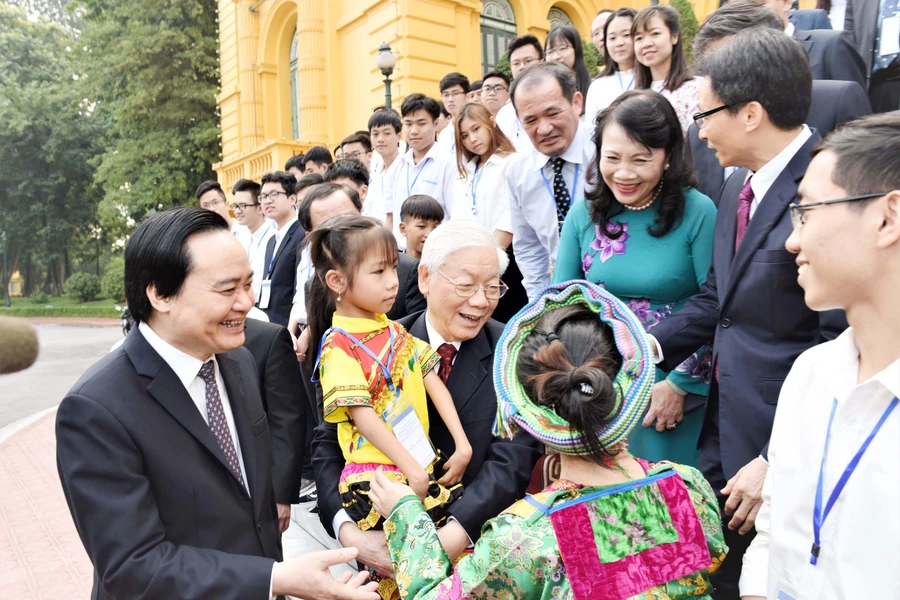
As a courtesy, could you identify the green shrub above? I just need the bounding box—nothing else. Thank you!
[65,272,102,303]
[495,54,512,79]
[101,257,126,302]
[671,0,700,66]
[30,291,50,304]
[583,38,602,78]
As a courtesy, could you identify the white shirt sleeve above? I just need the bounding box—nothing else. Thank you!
[739,461,773,596]
[269,565,276,599]
[507,162,550,300]
[332,509,356,543]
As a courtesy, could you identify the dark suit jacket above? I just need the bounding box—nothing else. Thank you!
[689,79,872,205]
[262,220,305,326]
[793,28,867,89]
[311,313,542,542]
[650,133,847,481]
[56,328,281,600]
[789,8,833,30]
[243,318,307,505]
[844,0,882,78]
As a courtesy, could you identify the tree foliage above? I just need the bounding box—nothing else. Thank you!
[670,0,700,66]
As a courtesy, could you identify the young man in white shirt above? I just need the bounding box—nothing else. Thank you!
[435,72,470,159]
[740,112,900,600]
[496,34,543,153]
[231,178,274,304]
[480,70,510,118]
[195,180,251,249]
[368,109,403,223]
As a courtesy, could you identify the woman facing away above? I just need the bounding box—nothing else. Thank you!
[544,25,593,119]
[369,281,727,600]
[553,90,717,467]
[632,4,701,136]
[584,8,639,124]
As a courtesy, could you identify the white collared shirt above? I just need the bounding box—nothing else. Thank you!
[496,102,534,153]
[266,216,298,278]
[451,153,515,235]
[291,246,314,322]
[747,125,812,219]
[785,22,795,37]
[366,155,399,224]
[740,328,900,599]
[247,221,275,302]
[506,123,596,300]
[138,322,249,494]
[436,121,457,159]
[231,219,251,251]
[584,69,635,123]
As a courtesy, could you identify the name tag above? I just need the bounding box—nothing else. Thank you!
[880,17,900,56]
[258,280,272,309]
[388,405,436,469]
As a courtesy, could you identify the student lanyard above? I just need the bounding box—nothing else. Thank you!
[470,161,486,215]
[617,71,634,93]
[407,157,432,197]
[539,162,580,222]
[312,325,399,399]
[810,395,899,565]
[265,238,280,279]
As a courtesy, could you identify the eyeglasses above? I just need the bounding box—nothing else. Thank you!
[232,202,260,212]
[482,84,508,95]
[441,90,465,100]
[692,104,732,129]
[789,193,887,229]
[199,197,225,210]
[259,191,288,203]
[437,269,508,300]
[545,45,573,60]
[510,57,538,70]
[344,151,367,160]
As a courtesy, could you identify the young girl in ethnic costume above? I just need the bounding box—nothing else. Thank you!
[306,214,470,594]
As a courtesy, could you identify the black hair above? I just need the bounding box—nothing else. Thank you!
[400,194,444,223]
[702,28,811,131]
[440,72,471,94]
[438,101,451,118]
[284,153,305,172]
[400,93,441,121]
[586,90,696,239]
[545,26,592,113]
[599,8,638,77]
[261,171,298,195]
[507,34,544,61]
[125,207,229,323]
[470,79,483,91]
[693,1,783,62]
[324,158,370,190]
[341,132,373,153]
[232,178,261,197]
[516,304,623,464]
[194,180,224,201]
[297,182,363,231]
[633,5,692,92]
[368,109,403,134]
[305,214,398,370]
[295,172,325,197]
[511,61,578,109]
[482,70,511,87]
[304,146,334,168]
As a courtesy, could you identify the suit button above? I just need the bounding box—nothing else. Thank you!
[720,318,731,328]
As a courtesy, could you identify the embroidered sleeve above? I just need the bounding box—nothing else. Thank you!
[414,337,440,376]
[320,342,374,423]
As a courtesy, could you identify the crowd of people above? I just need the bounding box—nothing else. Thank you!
[54,1,898,599]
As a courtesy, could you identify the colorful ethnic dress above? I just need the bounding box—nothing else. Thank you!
[319,313,463,532]
[384,459,727,599]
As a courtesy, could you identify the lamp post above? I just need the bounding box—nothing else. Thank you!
[376,42,397,108]
[1,231,9,307]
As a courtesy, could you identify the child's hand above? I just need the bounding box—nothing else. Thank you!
[437,444,472,487]
[407,469,430,500]
[293,328,311,362]
[370,467,417,518]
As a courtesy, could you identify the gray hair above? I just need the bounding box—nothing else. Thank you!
[419,220,509,276]
[694,1,784,63]
[510,61,577,111]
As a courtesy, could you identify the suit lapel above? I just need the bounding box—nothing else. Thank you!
[446,329,491,413]
[218,352,258,507]
[263,236,275,278]
[715,169,745,302]
[269,222,298,274]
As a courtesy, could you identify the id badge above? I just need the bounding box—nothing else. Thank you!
[388,405,437,469]
[879,16,899,57]
[258,280,272,309]
[776,580,799,600]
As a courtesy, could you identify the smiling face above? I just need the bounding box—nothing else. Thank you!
[232,190,263,229]
[599,122,667,208]
[606,16,635,71]
[147,230,255,359]
[198,189,232,224]
[403,108,437,154]
[515,76,582,157]
[419,246,501,342]
[633,16,677,74]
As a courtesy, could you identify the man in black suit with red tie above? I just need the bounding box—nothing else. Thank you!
[644,31,847,599]
[56,207,377,600]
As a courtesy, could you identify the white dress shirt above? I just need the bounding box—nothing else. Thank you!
[290,246,314,323]
[740,328,900,599]
[584,69,635,123]
[363,160,388,223]
[747,125,812,219]
[506,123,596,299]
[247,221,275,302]
[436,121,457,160]
[450,153,515,235]
[382,143,455,250]
[496,102,534,153]
[231,219,251,251]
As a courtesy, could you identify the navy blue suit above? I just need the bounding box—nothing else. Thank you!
[789,8,833,30]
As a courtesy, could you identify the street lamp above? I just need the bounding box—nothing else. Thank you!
[1,231,9,307]
[376,42,396,108]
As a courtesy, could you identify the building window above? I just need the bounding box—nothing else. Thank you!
[480,0,516,73]
[290,30,300,139]
[548,7,573,30]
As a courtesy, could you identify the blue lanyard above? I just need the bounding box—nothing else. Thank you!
[540,162,580,222]
[312,324,398,398]
[470,161,486,215]
[617,71,634,93]
[811,395,898,565]
[265,239,279,279]
[406,157,432,197]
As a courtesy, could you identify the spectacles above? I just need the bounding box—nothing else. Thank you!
[259,191,288,203]
[344,151,367,160]
[789,193,887,229]
[692,104,732,129]
[200,197,225,210]
[482,84,508,95]
[545,45,573,59]
[232,202,260,212]
[437,269,508,300]
[441,90,465,100]
[510,57,538,70]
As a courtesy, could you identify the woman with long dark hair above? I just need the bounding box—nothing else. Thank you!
[584,8,638,123]
[544,25,592,118]
[553,90,717,467]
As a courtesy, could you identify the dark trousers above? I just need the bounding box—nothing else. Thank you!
[870,65,900,114]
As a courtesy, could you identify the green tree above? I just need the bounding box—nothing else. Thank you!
[76,0,221,225]
[670,0,700,66]
[583,38,602,78]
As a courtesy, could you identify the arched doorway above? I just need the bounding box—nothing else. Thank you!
[548,6,573,30]
[480,0,517,73]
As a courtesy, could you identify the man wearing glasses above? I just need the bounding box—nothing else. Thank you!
[496,34,544,153]
[231,178,274,304]
[480,70,511,118]
[435,72,470,158]
[195,180,251,250]
[645,30,847,599]
[258,171,305,326]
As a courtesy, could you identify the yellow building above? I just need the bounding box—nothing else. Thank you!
[213,0,808,190]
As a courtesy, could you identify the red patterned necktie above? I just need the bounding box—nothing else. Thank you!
[735,178,754,251]
[436,343,458,384]
[198,361,246,488]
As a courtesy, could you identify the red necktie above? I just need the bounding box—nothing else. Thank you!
[436,343,457,384]
[735,178,754,251]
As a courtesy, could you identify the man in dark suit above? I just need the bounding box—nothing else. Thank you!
[243,318,307,533]
[311,220,542,577]
[56,207,378,599]
[259,170,306,326]
[644,31,847,599]
[845,0,900,112]
[788,7,833,29]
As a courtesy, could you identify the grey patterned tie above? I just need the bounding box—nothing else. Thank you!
[198,361,245,487]
[549,156,571,230]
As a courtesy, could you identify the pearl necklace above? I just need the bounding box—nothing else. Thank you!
[621,179,663,211]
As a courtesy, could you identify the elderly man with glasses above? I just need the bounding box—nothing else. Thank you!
[312,219,541,582]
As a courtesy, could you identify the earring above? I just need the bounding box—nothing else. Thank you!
[664,163,670,170]
[336,294,341,303]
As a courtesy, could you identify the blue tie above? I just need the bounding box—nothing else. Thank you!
[874,0,899,72]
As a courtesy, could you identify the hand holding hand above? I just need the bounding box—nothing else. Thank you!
[337,522,394,579]
[642,380,685,432]
[271,547,380,599]
[437,444,472,487]
[370,466,417,521]
[276,503,291,533]
[722,457,768,535]
[293,327,311,362]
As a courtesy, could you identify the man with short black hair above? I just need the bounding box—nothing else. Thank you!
[258,171,305,326]
[285,154,305,180]
[339,134,373,169]
[195,180,250,249]
[467,78,483,104]
[497,35,544,151]
[303,146,334,175]
[324,158,370,204]
[367,110,403,222]
[481,70,511,117]
[436,72,471,157]
[231,178,274,303]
